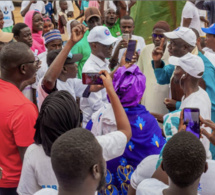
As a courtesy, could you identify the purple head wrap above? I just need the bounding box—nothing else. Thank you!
[110,65,146,107]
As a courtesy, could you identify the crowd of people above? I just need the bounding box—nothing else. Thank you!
[0,0,215,195]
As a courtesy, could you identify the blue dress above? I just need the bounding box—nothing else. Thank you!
[87,104,166,195]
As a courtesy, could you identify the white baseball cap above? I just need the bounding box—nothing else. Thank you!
[88,26,118,45]
[164,27,197,47]
[169,53,204,78]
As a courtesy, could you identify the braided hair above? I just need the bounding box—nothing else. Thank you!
[34,90,80,156]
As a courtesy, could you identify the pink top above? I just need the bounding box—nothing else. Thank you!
[88,1,100,9]
[24,10,46,55]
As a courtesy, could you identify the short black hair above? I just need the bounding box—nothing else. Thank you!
[12,23,28,37]
[0,42,31,69]
[34,90,80,156]
[120,15,134,23]
[163,131,206,188]
[46,49,74,67]
[51,128,102,190]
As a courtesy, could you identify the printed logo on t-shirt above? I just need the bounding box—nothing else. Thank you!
[116,31,121,36]
[41,185,57,190]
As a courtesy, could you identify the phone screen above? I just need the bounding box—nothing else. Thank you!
[82,73,103,85]
[125,40,137,62]
[183,108,200,138]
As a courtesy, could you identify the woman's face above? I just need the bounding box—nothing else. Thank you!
[33,13,44,33]
[43,20,53,35]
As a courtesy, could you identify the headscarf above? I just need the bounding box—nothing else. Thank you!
[25,10,46,55]
[111,65,146,107]
[34,90,80,156]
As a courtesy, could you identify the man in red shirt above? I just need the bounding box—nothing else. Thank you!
[0,42,39,195]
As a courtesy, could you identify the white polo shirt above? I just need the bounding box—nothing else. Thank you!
[112,35,146,64]
[21,1,46,15]
[80,54,110,127]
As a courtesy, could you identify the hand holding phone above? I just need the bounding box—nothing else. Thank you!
[125,40,137,62]
[82,73,103,85]
[183,108,200,138]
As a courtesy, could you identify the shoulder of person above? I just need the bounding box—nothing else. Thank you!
[25,144,43,158]
[137,178,168,195]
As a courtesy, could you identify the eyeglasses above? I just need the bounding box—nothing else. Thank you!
[97,42,116,48]
[19,56,41,67]
[152,33,165,39]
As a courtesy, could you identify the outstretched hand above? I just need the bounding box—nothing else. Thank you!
[120,51,138,68]
[99,70,114,91]
[70,24,88,44]
[152,38,165,61]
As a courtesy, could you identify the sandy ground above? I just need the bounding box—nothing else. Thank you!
[14,2,80,24]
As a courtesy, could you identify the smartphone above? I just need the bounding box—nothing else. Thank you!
[82,73,103,85]
[125,40,137,62]
[122,33,130,42]
[183,108,200,139]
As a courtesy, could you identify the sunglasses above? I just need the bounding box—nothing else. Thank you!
[152,33,165,39]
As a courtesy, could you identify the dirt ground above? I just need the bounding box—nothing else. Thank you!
[14,2,80,24]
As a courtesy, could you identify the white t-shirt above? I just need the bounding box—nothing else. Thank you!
[18,131,127,195]
[112,35,146,64]
[181,1,203,36]
[54,1,74,21]
[32,51,48,90]
[0,1,14,28]
[130,155,159,190]
[136,178,168,195]
[34,188,58,195]
[203,47,215,67]
[21,1,46,15]
[37,78,87,110]
[180,87,212,159]
[80,54,110,127]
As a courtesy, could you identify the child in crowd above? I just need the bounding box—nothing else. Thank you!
[58,0,69,42]
[0,1,15,32]
[25,10,46,55]
[42,16,53,35]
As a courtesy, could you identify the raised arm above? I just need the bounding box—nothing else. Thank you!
[21,1,35,17]
[100,70,132,142]
[42,24,87,91]
[117,1,127,19]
